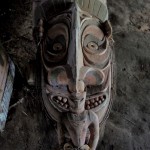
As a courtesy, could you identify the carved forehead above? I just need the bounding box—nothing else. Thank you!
[33,0,108,26]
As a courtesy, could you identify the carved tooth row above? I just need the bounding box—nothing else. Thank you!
[85,95,106,110]
[55,96,68,102]
[53,96,69,109]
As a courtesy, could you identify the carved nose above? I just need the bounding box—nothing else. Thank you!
[67,5,84,92]
[68,80,85,93]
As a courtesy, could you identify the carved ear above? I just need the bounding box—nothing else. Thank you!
[102,20,112,39]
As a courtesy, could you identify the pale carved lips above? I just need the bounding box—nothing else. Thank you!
[47,92,107,111]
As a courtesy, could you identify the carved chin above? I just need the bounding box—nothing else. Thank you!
[69,106,85,114]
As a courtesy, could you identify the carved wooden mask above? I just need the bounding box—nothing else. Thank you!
[33,0,113,149]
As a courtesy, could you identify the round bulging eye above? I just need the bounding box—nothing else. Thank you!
[87,41,98,51]
[82,25,106,53]
[53,43,63,51]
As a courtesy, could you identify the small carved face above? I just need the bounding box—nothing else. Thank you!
[36,2,112,122]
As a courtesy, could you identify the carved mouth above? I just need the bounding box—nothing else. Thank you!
[51,96,69,109]
[85,94,107,110]
[49,93,107,111]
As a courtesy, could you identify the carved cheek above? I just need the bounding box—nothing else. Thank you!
[47,68,69,86]
[57,71,69,85]
[84,70,104,86]
[85,75,97,85]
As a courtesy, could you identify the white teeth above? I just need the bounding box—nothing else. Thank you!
[60,102,64,106]
[91,99,95,103]
[54,94,106,110]
[58,96,62,101]
[85,95,106,110]
[101,95,106,102]
[87,101,90,105]
[101,98,105,102]
[94,102,98,106]
[87,105,90,110]
[64,104,68,108]
[63,98,67,103]
[95,97,99,102]
[53,96,69,109]
[98,100,102,104]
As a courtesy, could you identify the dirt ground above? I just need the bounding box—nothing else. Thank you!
[0,0,150,150]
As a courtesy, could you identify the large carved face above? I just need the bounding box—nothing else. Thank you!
[33,0,113,123]
[33,0,113,127]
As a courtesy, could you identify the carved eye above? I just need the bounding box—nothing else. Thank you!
[82,25,105,53]
[53,43,63,51]
[43,23,69,63]
[82,24,109,68]
[87,41,98,51]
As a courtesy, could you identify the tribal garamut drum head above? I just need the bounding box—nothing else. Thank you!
[33,0,114,149]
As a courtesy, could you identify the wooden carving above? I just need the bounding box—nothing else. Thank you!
[0,46,15,131]
[33,0,114,149]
